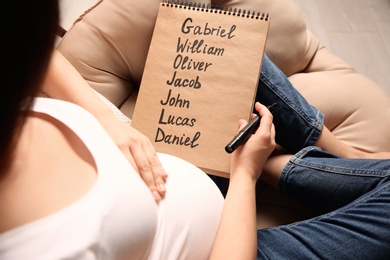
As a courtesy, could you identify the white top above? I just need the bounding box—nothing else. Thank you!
[0,98,224,260]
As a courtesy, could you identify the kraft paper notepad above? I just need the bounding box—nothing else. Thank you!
[132,1,270,178]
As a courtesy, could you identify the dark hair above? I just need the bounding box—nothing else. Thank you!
[0,1,59,175]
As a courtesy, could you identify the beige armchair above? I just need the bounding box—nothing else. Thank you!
[57,0,390,228]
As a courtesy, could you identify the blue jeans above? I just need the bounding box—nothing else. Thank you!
[256,56,390,259]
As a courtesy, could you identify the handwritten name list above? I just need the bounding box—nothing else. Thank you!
[156,17,236,148]
[132,3,269,177]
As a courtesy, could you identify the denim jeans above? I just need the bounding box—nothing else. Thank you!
[256,56,390,259]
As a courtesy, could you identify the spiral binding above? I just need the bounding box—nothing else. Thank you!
[161,0,269,20]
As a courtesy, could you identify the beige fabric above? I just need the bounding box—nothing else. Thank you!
[57,0,390,228]
[213,0,319,77]
[57,0,318,114]
[291,45,390,153]
[58,0,160,109]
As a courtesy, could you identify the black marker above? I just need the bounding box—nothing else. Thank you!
[225,103,276,154]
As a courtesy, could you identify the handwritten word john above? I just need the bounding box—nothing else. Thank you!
[161,89,190,108]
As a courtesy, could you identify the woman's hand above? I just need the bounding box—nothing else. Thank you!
[98,115,168,202]
[230,102,276,181]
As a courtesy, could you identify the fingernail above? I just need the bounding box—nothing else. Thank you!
[153,191,161,202]
[162,171,168,179]
[159,183,166,192]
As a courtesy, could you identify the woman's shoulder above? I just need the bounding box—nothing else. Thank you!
[0,97,101,233]
[32,97,101,124]
[31,97,120,154]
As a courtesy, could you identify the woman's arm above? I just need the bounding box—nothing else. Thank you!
[41,50,167,201]
[210,103,275,259]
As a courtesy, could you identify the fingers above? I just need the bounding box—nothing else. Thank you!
[146,141,168,180]
[237,119,248,132]
[127,134,168,203]
[97,113,168,203]
[258,103,276,154]
[255,102,273,123]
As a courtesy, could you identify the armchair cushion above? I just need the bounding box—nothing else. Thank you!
[57,0,319,115]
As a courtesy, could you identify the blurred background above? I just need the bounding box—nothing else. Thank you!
[293,0,390,93]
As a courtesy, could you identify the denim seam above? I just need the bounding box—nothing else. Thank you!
[291,158,390,178]
[260,74,323,130]
[278,147,320,192]
[260,73,324,148]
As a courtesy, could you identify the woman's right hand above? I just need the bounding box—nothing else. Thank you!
[230,102,276,181]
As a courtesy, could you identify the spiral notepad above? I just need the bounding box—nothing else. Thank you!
[132,1,270,178]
